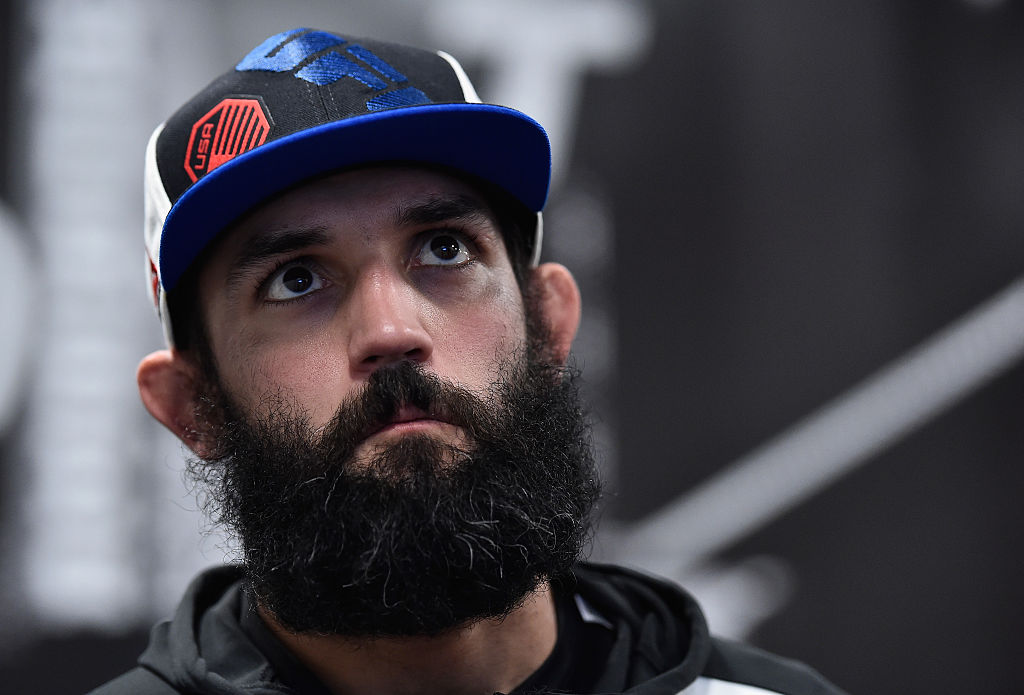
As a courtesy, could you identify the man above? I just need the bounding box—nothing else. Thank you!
[91,28,845,695]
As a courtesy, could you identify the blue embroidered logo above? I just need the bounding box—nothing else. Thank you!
[235,29,431,111]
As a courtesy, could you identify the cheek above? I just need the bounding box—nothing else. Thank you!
[427,273,527,389]
[218,329,349,425]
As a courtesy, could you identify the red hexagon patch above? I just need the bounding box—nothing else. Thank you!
[184,97,270,183]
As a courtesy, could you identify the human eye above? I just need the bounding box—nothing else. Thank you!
[263,260,326,301]
[414,230,474,267]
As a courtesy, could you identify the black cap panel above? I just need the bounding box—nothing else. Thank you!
[155,30,467,207]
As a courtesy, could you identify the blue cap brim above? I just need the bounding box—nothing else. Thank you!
[159,102,550,292]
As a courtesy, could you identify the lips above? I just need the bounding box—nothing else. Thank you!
[362,404,453,441]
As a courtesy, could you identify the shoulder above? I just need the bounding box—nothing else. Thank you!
[694,638,848,695]
[86,666,183,694]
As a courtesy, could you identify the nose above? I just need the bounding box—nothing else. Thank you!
[346,269,433,373]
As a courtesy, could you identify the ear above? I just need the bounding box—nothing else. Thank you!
[530,262,581,365]
[137,349,215,458]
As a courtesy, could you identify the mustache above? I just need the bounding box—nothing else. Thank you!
[316,361,496,465]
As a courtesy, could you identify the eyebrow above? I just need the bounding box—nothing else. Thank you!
[225,226,331,289]
[393,194,494,228]
[221,194,495,289]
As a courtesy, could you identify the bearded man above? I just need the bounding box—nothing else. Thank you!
[90,28,845,695]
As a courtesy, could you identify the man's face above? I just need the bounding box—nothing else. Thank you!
[172,165,599,637]
[197,165,528,449]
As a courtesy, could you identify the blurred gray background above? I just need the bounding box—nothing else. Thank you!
[2,1,1023,693]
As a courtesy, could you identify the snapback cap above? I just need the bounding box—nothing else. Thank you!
[144,27,551,347]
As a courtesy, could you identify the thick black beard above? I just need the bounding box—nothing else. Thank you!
[189,350,600,638]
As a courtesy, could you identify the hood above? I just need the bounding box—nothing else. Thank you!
[135,563,713,695]
[138,565,290,695]
[570,562,711,694]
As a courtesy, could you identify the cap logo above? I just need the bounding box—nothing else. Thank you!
[235,28,431,110]
[184,97,271,183]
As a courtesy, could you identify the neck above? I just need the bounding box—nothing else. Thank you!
[259,583,558,695]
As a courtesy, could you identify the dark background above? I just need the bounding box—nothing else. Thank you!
[594,3,1024,691]
[2,1,1023,693]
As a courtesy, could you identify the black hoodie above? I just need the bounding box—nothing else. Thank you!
[86,563,846,695]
